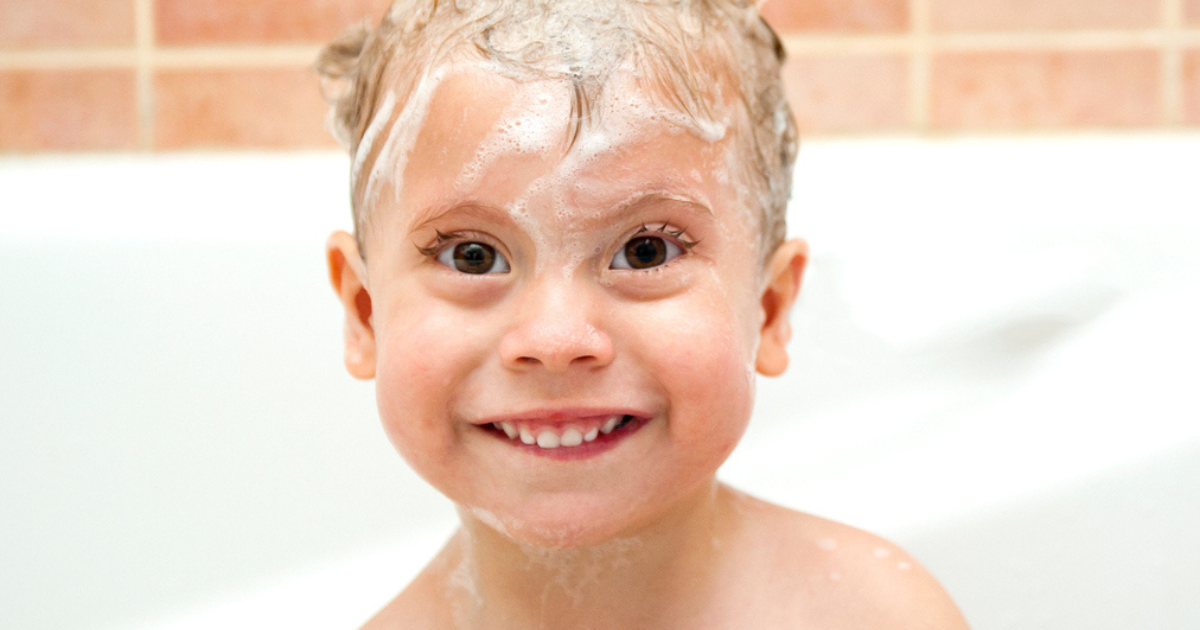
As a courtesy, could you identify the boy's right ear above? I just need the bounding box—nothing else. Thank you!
[326,231,376,379]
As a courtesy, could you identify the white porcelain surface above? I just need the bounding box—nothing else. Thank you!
[2,134,1197,630]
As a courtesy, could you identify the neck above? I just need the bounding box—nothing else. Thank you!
[445,479,734,630]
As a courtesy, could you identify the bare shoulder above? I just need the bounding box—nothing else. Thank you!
[358,533,463,630]
[809,516,971,630]
[723,488,970,630]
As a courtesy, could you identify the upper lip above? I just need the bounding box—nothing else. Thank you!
[470,406,650,426]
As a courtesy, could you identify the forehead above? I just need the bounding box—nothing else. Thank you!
[392,64,742,226]
[400,66,569,212]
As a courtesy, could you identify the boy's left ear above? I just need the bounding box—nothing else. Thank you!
[755,238,808,376]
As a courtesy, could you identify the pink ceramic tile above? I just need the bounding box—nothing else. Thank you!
[760,0,908,33]
[153,67,335,149]
[0,70,138,151]
[1187,0,1200,25]
[157,0,393,44]
[0,0,134,48]
[931,50,1160,130]
[782,54,909,133]
[931,0,1158,31]
[1184,50,1200,126]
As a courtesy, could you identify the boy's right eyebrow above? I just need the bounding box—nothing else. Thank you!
[408,202,512,231]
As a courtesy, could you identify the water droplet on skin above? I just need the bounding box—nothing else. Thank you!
[816,538,837,551]
[897,561,911,571]
[873,547,891,559]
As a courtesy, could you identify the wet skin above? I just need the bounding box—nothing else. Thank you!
[327,64,969,630]
[339,66,776,546]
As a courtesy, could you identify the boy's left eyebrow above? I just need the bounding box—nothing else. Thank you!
[613,191,714,218]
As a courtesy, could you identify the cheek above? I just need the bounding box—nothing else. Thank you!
[627,290,758,453]
[372,303,489,465]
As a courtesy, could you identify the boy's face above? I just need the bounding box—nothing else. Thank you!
[329,64,805,546]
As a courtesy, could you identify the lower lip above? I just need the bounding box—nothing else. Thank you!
[481,416,651,461]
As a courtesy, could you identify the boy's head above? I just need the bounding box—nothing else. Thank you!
[317,0,797,261]
[321,0,808,548]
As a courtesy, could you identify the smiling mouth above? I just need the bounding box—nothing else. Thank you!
[484,414,643,451]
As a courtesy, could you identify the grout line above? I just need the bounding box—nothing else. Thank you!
[152,45,324,68]
[909,0,933,130]
[777,28,1198,55]
[931,29,1167,50]
[135,0,154,150]
[780,34,910,55]
[2,30,1197,71]
[0,49,138,69]
[0,45,322,70]
[1162,0,1185,125]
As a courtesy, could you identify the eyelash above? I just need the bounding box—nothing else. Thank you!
[608,222,700,272]
[632,223,699,250]
[414,230,475,259]
[415,229,512,275]
[414,224,699,269]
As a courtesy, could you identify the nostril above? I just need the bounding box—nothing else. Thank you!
[510,352,603,371]
[500,314,615,371]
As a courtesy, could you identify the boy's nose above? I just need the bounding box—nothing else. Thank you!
[498,278,614,373]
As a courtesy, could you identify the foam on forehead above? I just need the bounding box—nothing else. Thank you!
[448,65,746,278]
[322,0,797,258]
[452,70,572,195]
[352,63,733,248]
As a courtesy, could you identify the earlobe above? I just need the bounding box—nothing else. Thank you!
[755,238,808,377]
[326,231,377,380]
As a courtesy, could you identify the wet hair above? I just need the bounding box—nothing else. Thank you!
[316,0,797,259]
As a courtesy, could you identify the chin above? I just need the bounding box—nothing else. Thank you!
[463,494,653,549]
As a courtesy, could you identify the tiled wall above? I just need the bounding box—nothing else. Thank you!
[765,0,1200,135]
[2,0,1199,152]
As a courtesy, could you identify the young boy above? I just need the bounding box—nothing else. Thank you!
[318,1,969,628]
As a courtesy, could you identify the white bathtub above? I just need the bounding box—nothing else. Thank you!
[2,133,1198,630]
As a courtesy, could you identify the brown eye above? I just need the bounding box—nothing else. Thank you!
[611,235,683,270]
[437,241,510,274]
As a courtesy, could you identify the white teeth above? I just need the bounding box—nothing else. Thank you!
[536,431,560,449]
[560,428,583,447]
[501,416,632,449]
